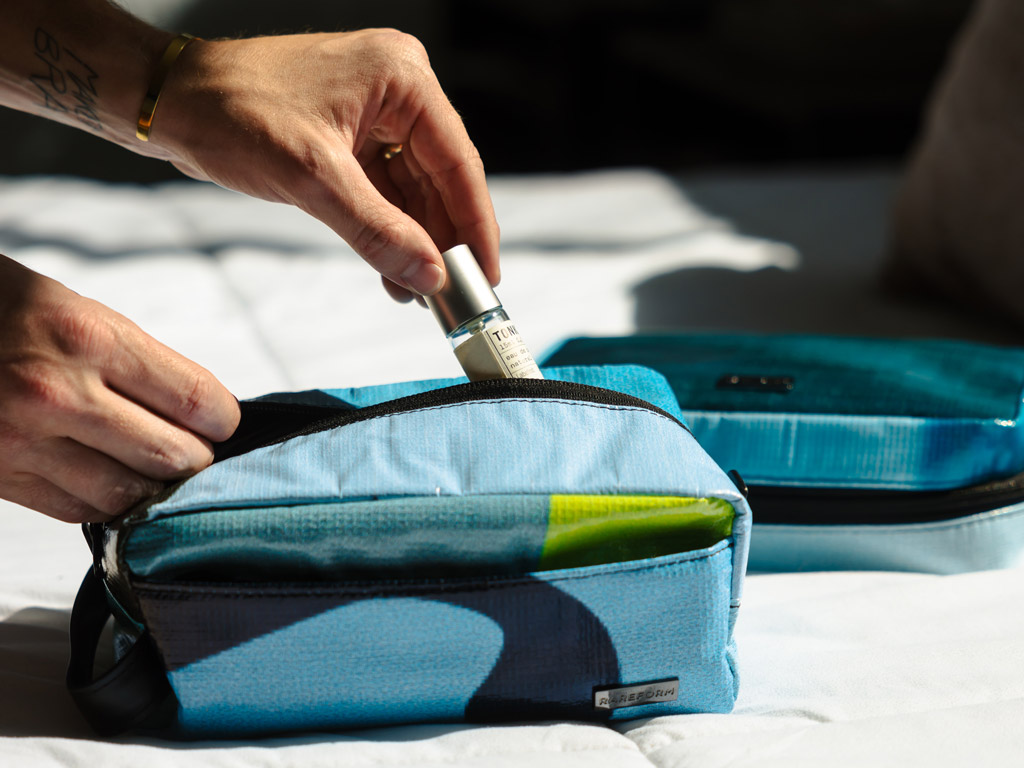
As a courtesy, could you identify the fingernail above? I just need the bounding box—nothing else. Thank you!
[401,261,445,295]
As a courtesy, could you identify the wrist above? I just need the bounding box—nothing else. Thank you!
[0,0,176,149]
[122,28,180,141]
[138,37,228,164]
[136,33,201,143]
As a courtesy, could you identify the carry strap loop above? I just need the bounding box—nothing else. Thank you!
[66,569,174,736]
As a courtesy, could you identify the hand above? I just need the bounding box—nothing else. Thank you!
[150,29,501,301]
[0,256,240,523]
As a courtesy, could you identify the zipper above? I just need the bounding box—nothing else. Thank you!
[747,471,1024,525]
[214,377,686,463]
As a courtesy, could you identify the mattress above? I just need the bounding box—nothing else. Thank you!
[2,167,1022,766]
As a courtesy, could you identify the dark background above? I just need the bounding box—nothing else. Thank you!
[0,0,974,181]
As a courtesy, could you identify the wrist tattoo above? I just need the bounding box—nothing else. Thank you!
[31,28,102,132]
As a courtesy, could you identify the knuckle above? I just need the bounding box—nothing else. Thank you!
[391,31,429,64]
[373,28,425,53]
[358,29,430,74]
[148,439,193,478]
[352,218,405,263]
[50,300,115,358]
[148,434,212,479]
[5,362,71,413]
[53,500,101,525]
[0,424,28,458]
[440,151,486,184]
[178,371,212,423]
[462,138,484,164]
[97,478,159,517]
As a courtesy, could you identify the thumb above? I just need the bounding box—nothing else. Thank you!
[301,152,445,295]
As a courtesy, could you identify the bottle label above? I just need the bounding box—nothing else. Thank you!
[455,319,543,381]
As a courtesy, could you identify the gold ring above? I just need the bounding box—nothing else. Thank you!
[382,143,404,160]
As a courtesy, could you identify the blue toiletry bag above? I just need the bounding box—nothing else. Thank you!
[68,365,751,738]
[543,334,1024,574]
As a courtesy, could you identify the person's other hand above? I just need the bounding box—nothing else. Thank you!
[0,256,241,523]
[149,30,500,302]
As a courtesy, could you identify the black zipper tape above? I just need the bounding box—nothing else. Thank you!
[214,378,686,463]
[748,471,1024,525]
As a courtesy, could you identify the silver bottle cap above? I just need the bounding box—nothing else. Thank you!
[425,244,501,335]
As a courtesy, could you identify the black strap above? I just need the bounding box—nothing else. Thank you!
[66,569,175,737]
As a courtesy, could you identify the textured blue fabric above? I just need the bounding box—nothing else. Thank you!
[553,542,736,719]
[684,410,1024,490]
[143,364,750,603]
[171,598,505,733]
[543,334,1024,419]
[145,382,748,607]
[158,545,735,736]
[543,335,1024,490]
[148,403,733,516]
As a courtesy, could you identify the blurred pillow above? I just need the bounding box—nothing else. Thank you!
[888,0,1024,327]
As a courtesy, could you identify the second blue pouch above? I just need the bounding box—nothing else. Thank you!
[544,334,1024,574]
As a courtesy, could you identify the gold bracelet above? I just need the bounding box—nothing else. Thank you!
[136,33,200,142]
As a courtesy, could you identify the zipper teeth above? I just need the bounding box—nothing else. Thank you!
[218,378,686,462]
[287,379,686,437]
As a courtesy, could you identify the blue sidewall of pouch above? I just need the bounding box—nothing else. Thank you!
[139,544,736,735]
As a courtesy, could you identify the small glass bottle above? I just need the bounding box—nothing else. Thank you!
[425,245,543,382]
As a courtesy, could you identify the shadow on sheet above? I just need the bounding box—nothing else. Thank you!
[0,608,95,738]
[634,170,1019,345]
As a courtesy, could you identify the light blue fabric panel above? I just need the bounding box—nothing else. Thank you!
[170,598,504,734]
[148,403,735,516]
[549,541,737,718]
[749,502,1024,574]
[684,410,1024,490]
[148,381,750,604]
[323,365,688,424]
[147,398,749,607]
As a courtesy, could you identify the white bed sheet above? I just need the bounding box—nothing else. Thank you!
[2,168,1023,767]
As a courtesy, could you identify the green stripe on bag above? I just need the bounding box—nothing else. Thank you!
[539,495,735,571]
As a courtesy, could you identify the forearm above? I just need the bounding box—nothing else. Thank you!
[0,13,500,296]
[0,0,174,156]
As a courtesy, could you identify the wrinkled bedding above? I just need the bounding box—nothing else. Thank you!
[2,168,1022,767]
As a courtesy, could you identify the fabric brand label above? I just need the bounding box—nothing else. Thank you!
[593,678,679,710]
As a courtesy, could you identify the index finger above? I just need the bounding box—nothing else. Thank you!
[407,94,501,285]
[105,319,240,443]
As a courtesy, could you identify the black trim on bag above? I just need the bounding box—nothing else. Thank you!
[748,471,1024,525]
[67,570,176,737]
[214,378,688,462]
